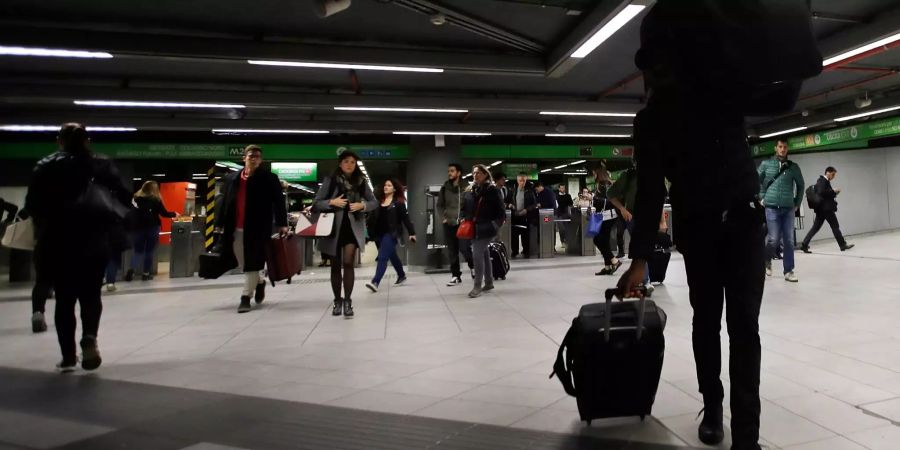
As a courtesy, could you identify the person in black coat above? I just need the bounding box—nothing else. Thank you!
[505,173,538,258]
[25,123,132,372]
[126,181,177,282]
[801,167,853,252]
[464,165,506,298]
[365,179,416,292]
[214,145,288,314]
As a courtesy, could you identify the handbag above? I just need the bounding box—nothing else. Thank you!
[296,211,335,237]
[586,212,604,237]
[1,217,35,250]
[456,197,481,240]
[76,178,131,224]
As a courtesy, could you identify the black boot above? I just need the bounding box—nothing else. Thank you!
[343,298,354,318]
[124,269,134,282]
[332,298,343,316]
[238,296,252,313]
[80,336,102,371]
[698,403,725,445]
[254,282,266,304]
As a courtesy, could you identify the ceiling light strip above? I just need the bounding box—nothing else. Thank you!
[834,105,900,122]
[76,100,245,108]
[392,131,491,136]
[334,107,467,113]
[248,60,443,73]
[545,133,631,138]
[540,111,636,117]
[0,124,136,132]
[570,5,646,58]
[0,45,113,59]
[823,31,900,67]
[211,129,329,134]
[758,126,808,139]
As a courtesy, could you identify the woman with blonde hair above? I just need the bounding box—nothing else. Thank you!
[126,180,177,281]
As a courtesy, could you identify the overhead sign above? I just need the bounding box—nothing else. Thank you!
[272,162,317,182]
[752,115,900,156]
[504,163,539,179]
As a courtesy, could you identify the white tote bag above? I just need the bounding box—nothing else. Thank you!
[1,218,36,250]
[295,212,335,237]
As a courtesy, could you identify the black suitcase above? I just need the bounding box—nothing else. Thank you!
[489,241,510,280]
[551,288,666,424]
[198,239,237,280]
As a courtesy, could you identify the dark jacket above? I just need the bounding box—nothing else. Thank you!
[593,182,616,212]
[437,178,470,226]
[366,199,415,241]
[536,189,557,211]
[215,169,287,272]
[507,183,539,224]
[814,175,838,213]
[25,151,132,274]
[555,191,574,216]
[464,183,506,240]
[132,196,176,229]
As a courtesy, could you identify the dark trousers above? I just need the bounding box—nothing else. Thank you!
[591,217,617,265]
[802,210,847,249]
[511,217,532,257]
[443,224,473,278]
[131,226,160,274]
[681,204,764,446]
[615,217,627,256]
[54,258,106,363]
[372,234,405,285]
[32,250,52,314]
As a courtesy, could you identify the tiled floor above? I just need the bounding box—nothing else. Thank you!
[0,231,898,449]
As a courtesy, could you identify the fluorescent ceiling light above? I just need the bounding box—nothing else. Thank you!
[540,168,552,173]
[0,45,112,59]
[570,160,587,165]
[834,105,900,122]
[554,164,568,169]
[192,173,207,177]
[212,128,328,134]
[132,178,142,181]
[334,107,466,113]
[545,133,631,138]
[151,173,166,177]
[540,111,636,117]
[564,172,589,175]
[0,124,136,132]
[823,31,900,66]
[570,5,646,58]
[490,160,503,167]
[248,60,443,73]
[76,100,245,108]
[758,126,808,139]
[392,131,491,136]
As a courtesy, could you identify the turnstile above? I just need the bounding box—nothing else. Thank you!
[569,207,596,257]
[498,210,512,251]
[538,208,555,259]
[170,221,198,278]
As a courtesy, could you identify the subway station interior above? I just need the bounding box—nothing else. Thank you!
[1,1,900,449]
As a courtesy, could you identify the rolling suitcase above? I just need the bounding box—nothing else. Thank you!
[551,288,666,424]
[649,232,673,284]
[265,234,301,286]
[198,238,237,280]
[489,241,510,280]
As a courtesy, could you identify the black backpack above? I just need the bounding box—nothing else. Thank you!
[805,185,820,210]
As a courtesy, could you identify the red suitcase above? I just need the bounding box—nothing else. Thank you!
[265,234,301,286]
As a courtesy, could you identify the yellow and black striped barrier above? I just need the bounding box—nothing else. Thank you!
[205,166,216,250]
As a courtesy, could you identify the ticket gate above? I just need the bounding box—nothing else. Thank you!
[567,207,596,256]
[538,208,555,259]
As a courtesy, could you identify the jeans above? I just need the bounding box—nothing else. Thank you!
[765,207,796,274]
[105,251,121,284]
[591,216,617,266]
[372,234,405,285]
[682,203,765,446]
[802,211,847,249]
[55,256,105,364]
[471,237,493,288]
[444,224,473,278]
[131,226,160,274]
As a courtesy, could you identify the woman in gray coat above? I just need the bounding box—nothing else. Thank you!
[313,151,377,317]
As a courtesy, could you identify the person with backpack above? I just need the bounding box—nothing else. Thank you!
[462,164,506,298]
[758,139,805,282]
[800,167,853,253]
[365,178,416,293]
[125,181,178,282]
[615,2,823,449]
[25,123,132,372]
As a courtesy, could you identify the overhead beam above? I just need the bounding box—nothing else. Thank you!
[817,4,900,67]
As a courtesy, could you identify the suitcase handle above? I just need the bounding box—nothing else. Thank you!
[603,287,648,342]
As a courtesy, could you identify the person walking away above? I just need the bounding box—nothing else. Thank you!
[800,166,853,253]
[365,179,416,292]
[125,181,177,282]
[608,162,649,287]
[464,165,506,298]
[214,145,288,314]
[592,163,621,275]
[534,180,557,251]
[758,139,804,282]
[437,163,473,286]
[616,2,822,449]
[104,219,130,292]
[25,123,132,372]
[313,151,377,317]
[507,172,538,258]
[555,184,574,248]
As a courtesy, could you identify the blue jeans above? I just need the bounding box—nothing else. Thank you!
[626,220,650,285]
[131,226,160,274]
[105,251,121,284]
[765,207,795,274]
[372,234,404,285]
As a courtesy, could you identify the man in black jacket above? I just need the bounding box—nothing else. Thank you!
[800,167,853,253]
[506,173,538,258]
[215,145,288,313]
[555,184,574,247]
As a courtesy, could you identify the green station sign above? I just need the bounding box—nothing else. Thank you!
[271,162,318,182]
[0,142,411,160]
[752,115,900,157]
[503,163,539,179]
[462,145,634,160]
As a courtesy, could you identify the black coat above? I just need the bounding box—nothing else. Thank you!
[814,175,838,213]
[556,191,574,216]
[132,196,176,230]
[215,169,287,272]
[464,184,506,240]
[366,200,415,241]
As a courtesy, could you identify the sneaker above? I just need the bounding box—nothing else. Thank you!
[124,269,134,282]
[468,287,483,298]
[446,277,463,286]
[644,283,655,296]
[56,360,77,373]
[254,282,266,304]
[765,261,773,277]
[785,271,799,283]
[80,336,102,371]
[106,283,117,292]
[31,312,47,333]
[366,282,379,293]
[482,284,495,292]
[841,244,855,251]
[394,276,407,286]
[238,296,252,313]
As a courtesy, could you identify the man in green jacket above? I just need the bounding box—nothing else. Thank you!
[757,139,804,282]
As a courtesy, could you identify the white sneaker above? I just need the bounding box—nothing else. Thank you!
[765,262,773,277]
[106,283,117,292]
[784,271,799,283]
[446,277,463,286]
[365,282,378,293]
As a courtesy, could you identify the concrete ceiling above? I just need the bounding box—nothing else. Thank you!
[0,0,898,140]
